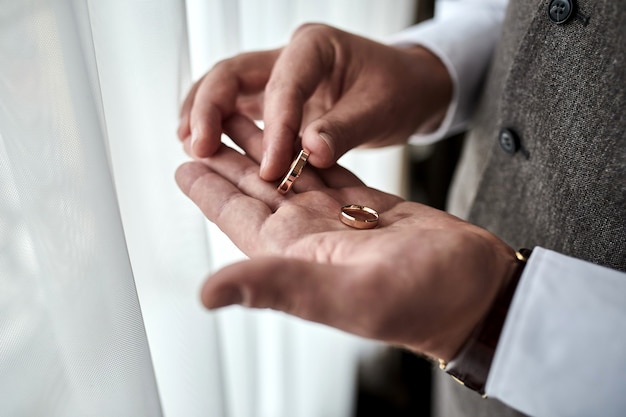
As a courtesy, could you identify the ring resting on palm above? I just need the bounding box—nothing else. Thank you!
[340,205,379,229]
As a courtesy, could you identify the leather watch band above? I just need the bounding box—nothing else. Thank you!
[439,248,532,395]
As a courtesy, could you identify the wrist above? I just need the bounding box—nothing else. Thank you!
[439,248,532,395]
[398,45,453,135]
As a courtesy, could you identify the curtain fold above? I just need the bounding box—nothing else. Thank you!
[86,1,228,416]
[0,1,161,416]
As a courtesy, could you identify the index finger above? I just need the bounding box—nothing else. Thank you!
[175,161,272,255]
[186,50,281,157]
[260,24,338,181]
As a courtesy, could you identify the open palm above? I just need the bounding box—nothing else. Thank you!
[176,114,517,361]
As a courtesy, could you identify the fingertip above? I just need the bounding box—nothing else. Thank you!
[259,137,295,181]
[201,283,244,310]
[174,161,206,194]
[259,154,285,181]
[190,107,224,157]
[190,127,199,149]
[177,123,189,142]
[302,130,336,168]
[259,154,271,180]
[190,126,206,156]
[317,132,336,159]
[190,126,222,158]
[200,260,270,310]
[177,112,191,141]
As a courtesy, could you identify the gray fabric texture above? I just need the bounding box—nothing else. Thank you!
[440,0,625,415]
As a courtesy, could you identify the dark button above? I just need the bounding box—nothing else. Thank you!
[499,128,521,154]
[548,0,575,24]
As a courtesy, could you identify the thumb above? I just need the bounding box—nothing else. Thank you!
[301,92,393,169]
[201,257,370,331]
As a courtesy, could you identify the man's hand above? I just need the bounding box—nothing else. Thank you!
[177,24,452,181]
[176,115,517,361]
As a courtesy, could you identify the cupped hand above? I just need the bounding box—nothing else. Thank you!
[177,23,452,181]
[176,114,517,361]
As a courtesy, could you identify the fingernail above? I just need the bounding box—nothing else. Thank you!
[260,154,268,176]
[191,127,199,149]
[318,132,335,160]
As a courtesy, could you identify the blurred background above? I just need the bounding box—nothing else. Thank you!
[0,0,461,416]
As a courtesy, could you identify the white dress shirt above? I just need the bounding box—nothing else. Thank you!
[391,1,626,415]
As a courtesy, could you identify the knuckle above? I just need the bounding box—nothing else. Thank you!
[292,22,333,39]
[210,57,235,75]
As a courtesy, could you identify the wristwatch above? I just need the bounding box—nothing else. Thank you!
[438,248,532,396]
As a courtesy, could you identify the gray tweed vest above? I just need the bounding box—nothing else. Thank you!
[437,0,625,415]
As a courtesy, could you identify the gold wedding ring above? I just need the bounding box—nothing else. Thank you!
[340,205,379,229]
[278,149,310,194]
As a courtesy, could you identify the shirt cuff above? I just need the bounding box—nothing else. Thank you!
[387,1,507,145]
[486,247,626,416]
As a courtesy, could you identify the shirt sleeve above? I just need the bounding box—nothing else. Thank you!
[387,0,509,144]
[486,247,626,417]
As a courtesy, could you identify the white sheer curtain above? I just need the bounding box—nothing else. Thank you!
[0,1,161,416]
[0,1,416,416]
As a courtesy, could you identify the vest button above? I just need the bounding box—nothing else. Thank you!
[548,0,575,24]
[499,128,521,154]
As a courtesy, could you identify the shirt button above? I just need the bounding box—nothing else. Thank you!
[499,128,521,154]
[548,0,575,24]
